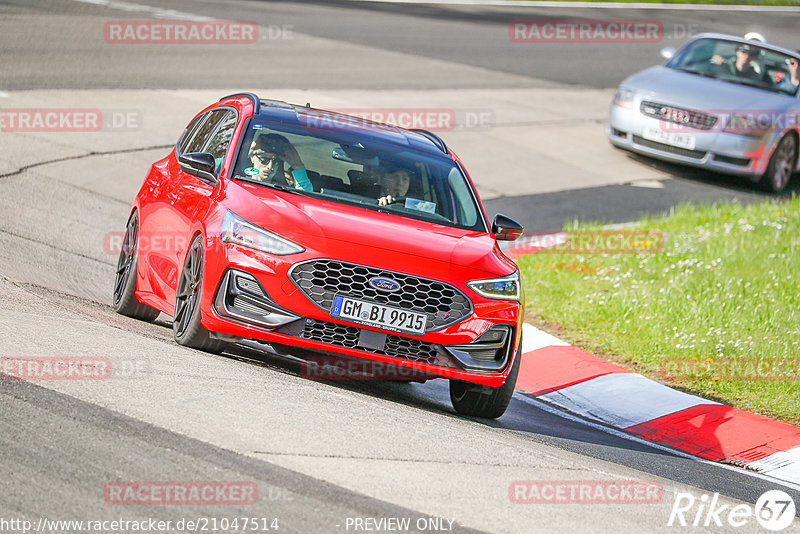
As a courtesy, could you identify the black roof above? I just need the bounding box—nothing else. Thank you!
[219,93,449,158]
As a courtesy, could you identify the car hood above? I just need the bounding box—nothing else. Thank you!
[223,181,516,276]
[621,66,792,111]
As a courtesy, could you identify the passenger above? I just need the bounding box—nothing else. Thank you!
[248,133,313,190]
[711,44,763,80]
[377,167,412,207]
[776,56,800,92]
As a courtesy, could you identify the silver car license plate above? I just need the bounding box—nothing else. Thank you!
[643,126,696,150]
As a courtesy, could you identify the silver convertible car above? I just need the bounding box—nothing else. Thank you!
[608,33,800,192]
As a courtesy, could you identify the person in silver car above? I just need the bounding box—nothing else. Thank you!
[711,43,763,80]
[776,56,799,91]
[607,33,800,193]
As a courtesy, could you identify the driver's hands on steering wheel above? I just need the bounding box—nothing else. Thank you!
[378,195,406,206]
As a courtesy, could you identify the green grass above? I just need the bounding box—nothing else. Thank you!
[507,0,800,5]
[517,196,800,424]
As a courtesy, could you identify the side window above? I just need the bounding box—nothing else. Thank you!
[203,110,237,174]
[182,109,228,154]
[177,112,207,154]
[446,167,478,226]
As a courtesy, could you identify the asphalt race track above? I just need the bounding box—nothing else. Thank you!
[1,1,799,533]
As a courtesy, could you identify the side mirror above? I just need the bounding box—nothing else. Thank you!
[492,214,523,242]
[178,152,217,184]
[660,47,676,60]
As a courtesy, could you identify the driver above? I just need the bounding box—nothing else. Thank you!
[711,43,763,80]
[247,133,313,191]
[377,168,412,207]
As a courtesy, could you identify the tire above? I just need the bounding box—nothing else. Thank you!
[449,342,521,419]
[173,235,229,354]
[760,134,797,193]
[112,211,161,322]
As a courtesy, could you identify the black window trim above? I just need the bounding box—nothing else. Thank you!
[175,105,240,179]
[176,111,209,155]
[199,106,239,177]
[176,106,237,155]
[176,110,222,157]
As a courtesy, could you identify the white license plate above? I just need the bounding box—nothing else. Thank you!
[331,295,426,336]
[642,127,696,150]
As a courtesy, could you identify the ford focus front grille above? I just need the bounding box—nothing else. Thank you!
[288,259,473,331]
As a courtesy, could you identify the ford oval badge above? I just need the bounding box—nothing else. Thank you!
[369,277,401,293]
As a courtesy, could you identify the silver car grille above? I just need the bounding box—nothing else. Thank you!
[289,259,473,331]
[640,101,718,130]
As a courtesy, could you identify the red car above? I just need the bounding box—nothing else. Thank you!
[113,93,525,418]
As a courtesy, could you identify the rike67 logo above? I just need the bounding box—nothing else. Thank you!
[668,490,796,531]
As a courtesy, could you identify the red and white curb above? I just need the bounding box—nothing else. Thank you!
[516,323,800,486]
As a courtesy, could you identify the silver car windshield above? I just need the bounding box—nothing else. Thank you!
[667,38,799,96]
[232,119,485,231]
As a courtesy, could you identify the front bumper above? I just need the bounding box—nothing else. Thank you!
[199,241,523,388]
[607,102,773,180]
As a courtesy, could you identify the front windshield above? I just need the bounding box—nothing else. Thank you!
[232,118,485,231]
[667,38,799,96]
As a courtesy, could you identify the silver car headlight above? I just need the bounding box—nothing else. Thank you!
[613,87,635,109]
[467,272,521,301]
[220,210,304,255]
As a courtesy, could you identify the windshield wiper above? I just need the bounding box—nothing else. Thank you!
[723,78,766,90]
[235,176,316,197]
[261,181,294,193]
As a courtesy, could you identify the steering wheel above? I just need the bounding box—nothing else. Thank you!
[375,195,408,208]
[380,196,407,206]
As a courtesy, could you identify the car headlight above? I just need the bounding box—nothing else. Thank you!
[613,87,635,108]
[467,272,520,301]
[220,210,304,255]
